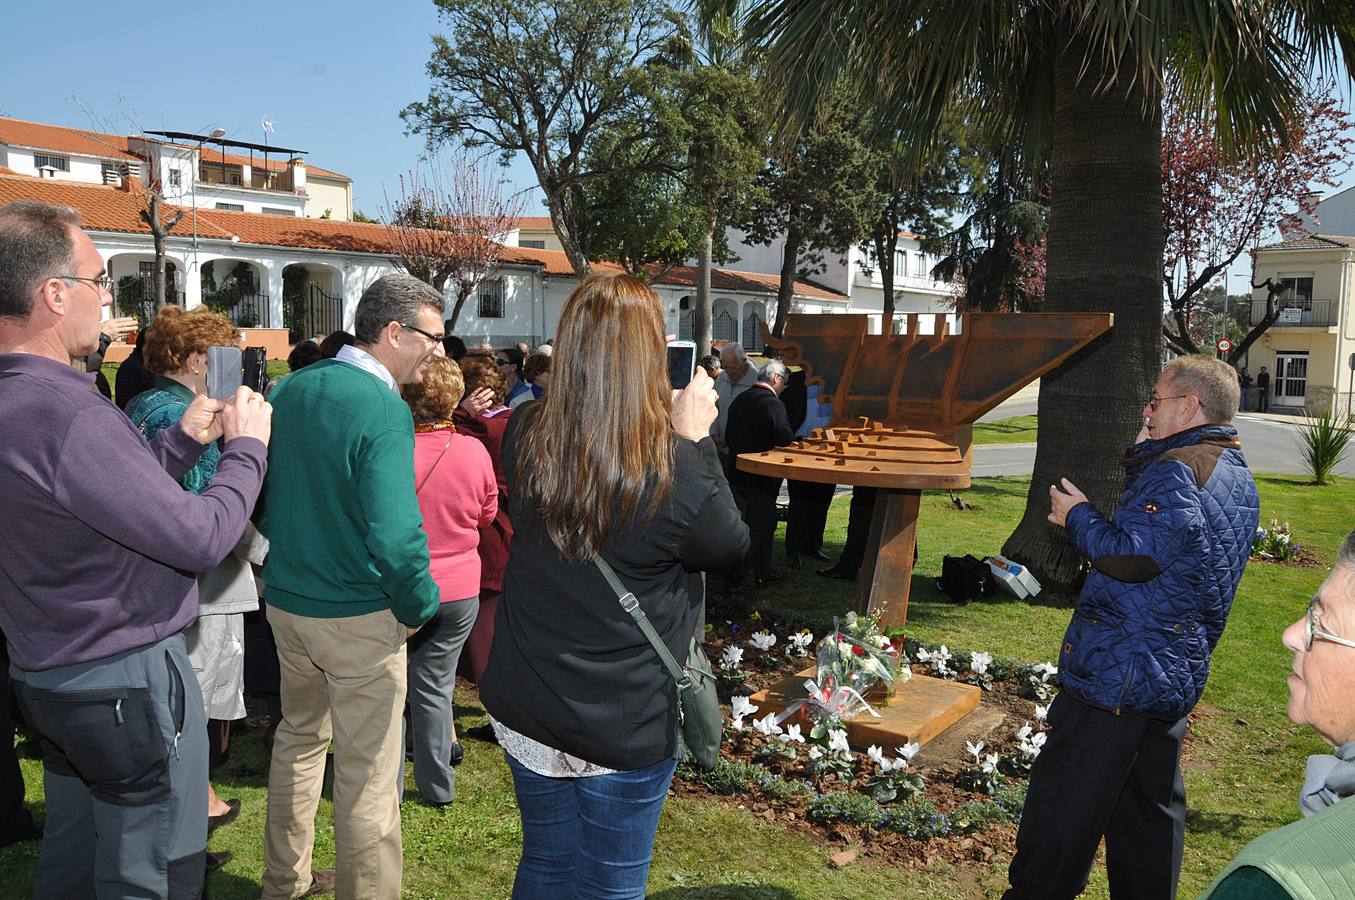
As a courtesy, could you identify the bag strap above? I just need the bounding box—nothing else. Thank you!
[415,432,454,495]
[594,555,690,689]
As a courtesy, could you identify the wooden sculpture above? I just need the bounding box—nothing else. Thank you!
[737,311,1112,628]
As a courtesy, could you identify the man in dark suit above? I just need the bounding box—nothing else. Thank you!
[725,359,795,587]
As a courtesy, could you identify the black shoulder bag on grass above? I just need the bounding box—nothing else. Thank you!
[593,556,721,769]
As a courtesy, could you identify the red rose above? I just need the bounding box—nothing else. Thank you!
[853,645,864,656]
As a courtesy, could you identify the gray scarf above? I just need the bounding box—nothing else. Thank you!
[1299,740,1355,817]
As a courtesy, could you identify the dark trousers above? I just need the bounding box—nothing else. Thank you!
[1258,384,1270,412]
[1005,691,1188,900]
[0,637,37,846]
[832,486,879,576]
[734,479,782,581]
[785,480,834,558]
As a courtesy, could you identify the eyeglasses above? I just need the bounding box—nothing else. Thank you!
[56,274,113,293]
[399,322,444,345]
[1305,596,1355,651]
[1148,393,1192,411]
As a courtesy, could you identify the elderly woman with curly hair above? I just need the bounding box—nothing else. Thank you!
[398,357,497,804]
[125,306,267,838]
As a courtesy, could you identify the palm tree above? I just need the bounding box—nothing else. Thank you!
[718,0,1354,586]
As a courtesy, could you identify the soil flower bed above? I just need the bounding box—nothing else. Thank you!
[674,614,1061,869]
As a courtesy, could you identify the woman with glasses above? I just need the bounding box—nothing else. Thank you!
[125,306,264,852]
[1202,530,1355,898]
[480,273,748,899]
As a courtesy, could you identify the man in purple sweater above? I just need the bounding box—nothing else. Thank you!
[0,200,272,899]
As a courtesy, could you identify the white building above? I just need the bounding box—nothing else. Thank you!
[0,117,354,222]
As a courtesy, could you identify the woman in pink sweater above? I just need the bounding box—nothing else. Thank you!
[401,357,498,805]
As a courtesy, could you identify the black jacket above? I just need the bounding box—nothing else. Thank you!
[724,383,795,491]
[479,403,749,770]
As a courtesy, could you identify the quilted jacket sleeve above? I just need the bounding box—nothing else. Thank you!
[1064,461,1202,583]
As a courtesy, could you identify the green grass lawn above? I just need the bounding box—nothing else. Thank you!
[1,474,1343,899]
[973,415,1038,445]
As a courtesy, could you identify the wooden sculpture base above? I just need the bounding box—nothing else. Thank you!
[856,488,921,630]
[747,666,981,752]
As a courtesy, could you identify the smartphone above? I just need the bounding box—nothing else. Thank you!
[667,340,697,390]
[206,346,244,400]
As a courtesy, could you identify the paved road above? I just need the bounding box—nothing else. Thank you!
[973,412,1355,479]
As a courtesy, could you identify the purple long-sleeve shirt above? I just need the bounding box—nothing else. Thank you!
[0,353,267,671]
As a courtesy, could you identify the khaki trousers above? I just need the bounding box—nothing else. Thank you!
[262,607,408,900]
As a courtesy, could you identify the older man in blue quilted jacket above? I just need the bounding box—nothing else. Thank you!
[1005,355,1260,900]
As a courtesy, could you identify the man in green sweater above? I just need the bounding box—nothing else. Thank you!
[259,274,445,900]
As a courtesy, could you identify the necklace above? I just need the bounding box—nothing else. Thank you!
[415,419,456,433]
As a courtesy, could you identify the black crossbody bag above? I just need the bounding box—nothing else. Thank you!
[593,556,721,769]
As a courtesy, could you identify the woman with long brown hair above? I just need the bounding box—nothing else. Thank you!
[480,273,748,899]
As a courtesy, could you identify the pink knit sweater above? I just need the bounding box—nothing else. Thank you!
[413,429,498,602]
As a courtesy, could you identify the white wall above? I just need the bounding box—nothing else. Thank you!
[1312,188,1355,237]
[1,145,120,184]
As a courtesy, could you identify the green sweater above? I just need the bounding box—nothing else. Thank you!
[260,359,438,626]
[1202,798,1355,900]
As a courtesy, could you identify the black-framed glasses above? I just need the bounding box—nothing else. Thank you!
[398,322,444,344]
[56,274,113,292]
[1148,393,1192,411]
[1305,596,1355,651]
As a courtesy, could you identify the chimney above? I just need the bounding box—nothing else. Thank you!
[119,173,143,194]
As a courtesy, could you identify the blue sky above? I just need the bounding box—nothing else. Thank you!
[0,0,546,218]
[2,0,1351,293]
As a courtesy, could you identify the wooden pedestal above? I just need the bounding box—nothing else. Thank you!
[747,666,981,752]
[855,488,921,630]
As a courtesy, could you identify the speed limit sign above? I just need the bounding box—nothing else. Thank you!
[1216,339,1233,353]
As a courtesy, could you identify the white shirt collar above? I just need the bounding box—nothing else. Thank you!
[335,344,398,393]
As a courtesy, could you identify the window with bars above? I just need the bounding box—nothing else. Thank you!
[477,278,504,318]
[169,169,182,188]
[215,202,245,212]
[262,207,297,216]
[34,153,69,173]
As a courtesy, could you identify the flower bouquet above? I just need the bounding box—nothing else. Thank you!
[789,612,906,737]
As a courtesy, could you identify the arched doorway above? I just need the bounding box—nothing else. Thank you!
[742,300,767,352]
[106,253,182,326]
[712,298,739,345]
[202,259,268,327]
[284,263,345,342]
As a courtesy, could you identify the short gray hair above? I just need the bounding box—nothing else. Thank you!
[1337,530,1355,571]
[759,359,788,383]
[353,274,446,344]
[0,200,81,321]
[720,343,746,363]
[1164,355,1239,424]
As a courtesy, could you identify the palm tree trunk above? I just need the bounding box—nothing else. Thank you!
[1000,31,1164,589]
[695,207,715,354]
[772,225,802,339]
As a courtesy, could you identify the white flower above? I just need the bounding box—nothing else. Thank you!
[896,742,921,763]
[752,713,782,736]
[1033,661,1058,682]
[787,632,814,655]
[844,611,859,627]
[1030,732,1047,751]
[981,752,999,774]
[859,655,886,679]
[915,646,932,662]
[721,645,744,671]
[749,630,777,651]
[782,723,805,743]
[970,651,993,675]
[828,729,851,754]
[1016,723,1033,742]
[873,634,891,649]
[729,696,758,729]
[965,740,985,764]
[1034,703,1049,722]
[867,745,887,769]
[808,745,824,760]
[837,640,855,659]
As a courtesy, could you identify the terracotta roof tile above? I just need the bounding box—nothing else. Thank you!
[0,117,142,161]
[512,215,556,230]
[0,173,841,300]
[1258,233,1355,252]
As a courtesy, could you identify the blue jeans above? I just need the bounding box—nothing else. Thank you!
[506,752,677,900]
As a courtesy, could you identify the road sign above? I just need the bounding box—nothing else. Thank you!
[1216,338,1233,353]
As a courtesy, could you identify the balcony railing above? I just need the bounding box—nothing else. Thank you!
[1249,298,1338,328]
